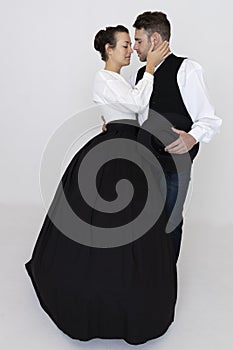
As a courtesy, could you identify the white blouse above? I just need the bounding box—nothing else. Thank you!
[92,69,153,124]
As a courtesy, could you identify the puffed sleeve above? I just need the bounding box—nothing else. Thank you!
[99,71,153,114]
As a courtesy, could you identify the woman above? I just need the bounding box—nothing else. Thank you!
[25,25,176,345]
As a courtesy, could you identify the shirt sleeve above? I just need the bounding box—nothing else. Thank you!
[101,71,153,114]
[178,60,222,143]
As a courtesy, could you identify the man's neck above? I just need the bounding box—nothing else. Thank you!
[151,51,173,72]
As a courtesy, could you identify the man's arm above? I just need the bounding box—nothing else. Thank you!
[165,59,222,154]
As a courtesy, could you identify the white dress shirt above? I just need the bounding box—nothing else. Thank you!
[130,57,222,143]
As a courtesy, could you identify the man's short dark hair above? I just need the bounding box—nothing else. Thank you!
[133,11,171,41]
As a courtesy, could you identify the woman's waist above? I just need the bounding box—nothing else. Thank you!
[106,119,140,133]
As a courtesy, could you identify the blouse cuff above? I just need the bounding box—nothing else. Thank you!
[142,72,154,81]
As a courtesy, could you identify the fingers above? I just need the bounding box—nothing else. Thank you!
[102,123,107,132]
[153,41,170,60]
[150,40,164,53]
[163,49,171,59]
[101,115,106,123]
[171,127,182,134]
[165,145,186,154]
[157,41,169,52]
[165,138,188,154]
[101,115,107,132]
[160,41,170,56]
[148,39,155,52]
[164,138,180,152]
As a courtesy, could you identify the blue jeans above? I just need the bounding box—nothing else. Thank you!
[159,169,191,262]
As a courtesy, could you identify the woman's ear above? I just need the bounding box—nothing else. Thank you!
[105,43,112,58]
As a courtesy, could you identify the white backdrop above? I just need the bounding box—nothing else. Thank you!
[1,0,232,225]
[1,1,233,350]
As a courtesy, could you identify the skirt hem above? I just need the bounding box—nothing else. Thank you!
[25,260,175,346]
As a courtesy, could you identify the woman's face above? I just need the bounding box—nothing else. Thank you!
[107,32,133,68]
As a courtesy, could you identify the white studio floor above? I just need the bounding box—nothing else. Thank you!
[1,203,232,350]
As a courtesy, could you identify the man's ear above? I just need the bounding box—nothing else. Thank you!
[151,32,162,45]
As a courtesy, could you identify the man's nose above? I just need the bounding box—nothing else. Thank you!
[133,43,138,50]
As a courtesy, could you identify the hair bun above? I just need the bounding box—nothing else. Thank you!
[94,29,106,52]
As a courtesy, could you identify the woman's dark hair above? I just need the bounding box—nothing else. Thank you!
[133,11,171,41]
[94,25,129,61]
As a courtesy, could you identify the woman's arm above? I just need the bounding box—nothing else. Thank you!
[98,42,170,114]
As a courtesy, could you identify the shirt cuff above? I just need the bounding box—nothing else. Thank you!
[188,127,207,143]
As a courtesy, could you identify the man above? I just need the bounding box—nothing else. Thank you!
[102,11,222,262]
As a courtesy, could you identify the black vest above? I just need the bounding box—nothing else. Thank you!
[136,53,199,171]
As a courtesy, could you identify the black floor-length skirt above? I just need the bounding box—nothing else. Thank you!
[25,119,177,345]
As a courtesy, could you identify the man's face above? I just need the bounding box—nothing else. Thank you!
[133,28,151,62]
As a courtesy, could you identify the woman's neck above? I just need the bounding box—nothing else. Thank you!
[104,61,121,74]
